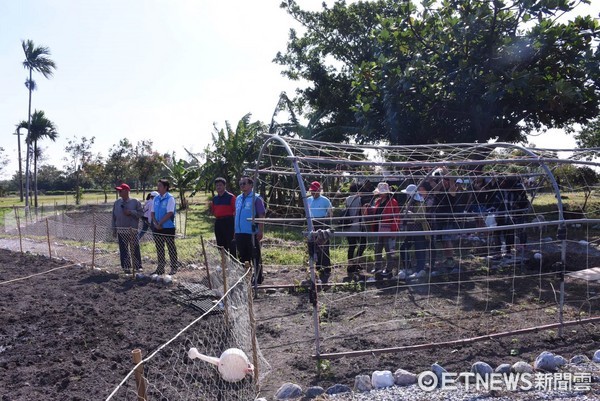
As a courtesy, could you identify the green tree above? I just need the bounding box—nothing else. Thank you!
[195,113,266,193]
[105,139,134,194]
[86,154,111,203]
[21,39,56,207]
[574,118,600,159]
[162,155,198,210]
[64,136,95,205]
[132,140,163,197]
[277,0,600,145]
[18,110,58,207]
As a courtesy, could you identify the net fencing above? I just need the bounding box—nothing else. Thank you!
[1,205,270,400]
[252,135,600,359]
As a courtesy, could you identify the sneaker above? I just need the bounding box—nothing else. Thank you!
[397,270,407,280]
[136,267,143,272]
[150,269,165,275]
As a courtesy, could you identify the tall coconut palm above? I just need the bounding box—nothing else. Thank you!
[18,110,59,207]
[22,39,56,208]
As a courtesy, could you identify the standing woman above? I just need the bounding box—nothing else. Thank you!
[138,191,159,240]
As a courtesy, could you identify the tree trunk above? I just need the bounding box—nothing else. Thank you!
[25,68,32,208]
[34,140,38,208]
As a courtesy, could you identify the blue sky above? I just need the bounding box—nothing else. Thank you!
[0,1,598,179]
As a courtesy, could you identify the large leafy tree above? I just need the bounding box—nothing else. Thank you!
[18,110,59,207]
[574,117,600,157]
[277,0,600,145]
[21,40,56,206]
[105,138,134,193]
[195,113,266,193]
[162,155,198,210]
[132,140,163,197]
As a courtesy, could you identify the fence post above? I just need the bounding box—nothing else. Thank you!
[14,206,23,254]
[45,218,52,258]
[92,224,97,269]
[131,349,147,401]
[220,247,229,324]
[245,261,260,390]
[200,235,212,290]
[130,227,136,280]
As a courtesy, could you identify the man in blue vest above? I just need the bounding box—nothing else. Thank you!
[151,178,179,275]
[235,175,265,284]
[307,181,333,283]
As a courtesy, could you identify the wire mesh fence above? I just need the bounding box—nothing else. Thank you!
[1,205,269,400]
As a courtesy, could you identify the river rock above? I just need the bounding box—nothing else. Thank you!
[534,351,565,371]
[305,386,324,398]
[275,383,302,400]
[471,361,493,378]
[432,363,447,386]
[594,350,600,363]
[394,368,417,386]
[371,370,395,389]
[570,355,590,364]
[354,375,372,392]
[512,361,534,374]
[326,384,351,395]
[495,364,512,374]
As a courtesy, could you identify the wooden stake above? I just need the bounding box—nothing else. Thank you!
[200,235,212,289]
[245,261,260,391]
[131,349,147,401]
[45,218,52,258]
[130,227,136,280]
[92,224,97,269]
[220,247,229,324]
[14,206,23,254]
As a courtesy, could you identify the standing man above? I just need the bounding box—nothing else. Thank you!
[210,177,236,256]
[151,179,179,275]
[112,183,144,273]
[235,175,266,284]
[307,181,333,283]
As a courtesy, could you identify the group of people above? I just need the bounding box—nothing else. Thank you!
[111,179,178,275]
[312,169,531,282]
[209,176,265,284]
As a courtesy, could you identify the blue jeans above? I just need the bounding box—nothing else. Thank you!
[400,236,427,271]
[138,218,153,240]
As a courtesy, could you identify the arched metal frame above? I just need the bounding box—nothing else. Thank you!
[252,135,573,356]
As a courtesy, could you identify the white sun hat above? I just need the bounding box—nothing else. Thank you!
[373,182,391,195]
[401,184,424,201]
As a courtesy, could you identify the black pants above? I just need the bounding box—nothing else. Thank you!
[153,227,178,274]
[215,216,235,256]
[235,233,262,284]
[347,236,366,262]
[117,231,142,271]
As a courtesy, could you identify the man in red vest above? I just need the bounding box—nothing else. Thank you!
[210,177,236,256]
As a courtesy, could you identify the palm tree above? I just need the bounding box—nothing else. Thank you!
[18,110,59,207]
[22,39,56,208]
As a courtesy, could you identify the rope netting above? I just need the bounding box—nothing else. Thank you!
[252,135,600,358]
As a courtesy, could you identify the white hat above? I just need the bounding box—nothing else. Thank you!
[401,184,424,201]
[456,178,464,184]
[373,182,391,195]
[150,191,160,197]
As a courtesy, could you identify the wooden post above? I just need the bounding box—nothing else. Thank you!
[92,224,97,269]
[183,207,188,238]
[14,206,23,254]
[220,247,229,324]
[131,349,147,401]
[245,261,260,390]
[200,235,212,289]
[45,218,52,258]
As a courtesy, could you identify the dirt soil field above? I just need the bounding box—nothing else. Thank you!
[1,248,599,400]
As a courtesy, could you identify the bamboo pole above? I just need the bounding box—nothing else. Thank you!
[314,316,600,360]
[14,206,23,254]
[92,224,97,269]
[200,235,212,290]
[45,218,52,258]
[131,349,147,401]
[220,247,229,324]
[130,227,136,280]
[245,261,260,390]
